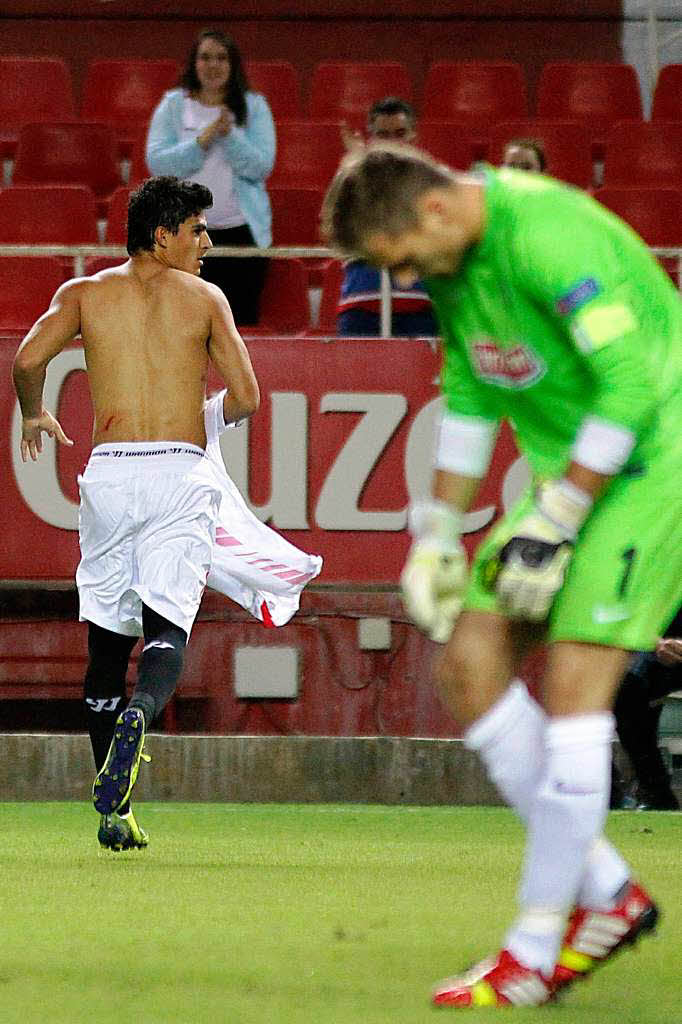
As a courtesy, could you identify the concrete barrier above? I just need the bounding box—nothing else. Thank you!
[0,732,502,805]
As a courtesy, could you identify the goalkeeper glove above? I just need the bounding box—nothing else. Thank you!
[485,479,593,622]
[401,500,468,644]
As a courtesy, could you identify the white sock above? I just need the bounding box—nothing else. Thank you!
[466,690,632,948]
[579,837,630,910]
[464,680,546,820]
[506,713,615,973]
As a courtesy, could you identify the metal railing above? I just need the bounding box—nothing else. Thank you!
[2,243,682,338]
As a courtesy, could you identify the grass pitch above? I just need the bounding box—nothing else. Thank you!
[1,803,680,1023]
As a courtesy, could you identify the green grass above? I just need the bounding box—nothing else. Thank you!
[1,803,680,1023]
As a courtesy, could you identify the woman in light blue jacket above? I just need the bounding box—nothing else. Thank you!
[146,29,276,324]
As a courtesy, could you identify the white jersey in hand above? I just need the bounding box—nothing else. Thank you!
[203,391,323,625]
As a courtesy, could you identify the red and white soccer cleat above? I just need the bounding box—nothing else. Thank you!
[552,880,659,991]
[432,949,555,1008]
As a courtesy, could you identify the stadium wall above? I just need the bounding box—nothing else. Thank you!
[0,336,546,737]
[0,732,504,804]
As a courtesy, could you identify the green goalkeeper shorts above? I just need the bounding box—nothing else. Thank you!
[464,452,682,651]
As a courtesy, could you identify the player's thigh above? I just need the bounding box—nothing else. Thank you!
[550,468,682,650]
[135,474,219,605]
[77,476,135,593]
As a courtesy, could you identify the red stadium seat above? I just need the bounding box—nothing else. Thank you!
[269,121,345,190]
[0,57,76,159]
[82,59,179,158]
[602,121,682,188]
[536,63,643,160]
[418,122,479,171]
[269,186,327,287]
[0,256,68,335]
[422,63,528,155]
[594,186,682,244]
[257,259,311,333]
[309,62,412,130]
[128,130,152,186]
[104,186,135,243]
[12,123,122,217]
[0,185,99,244]
[652,64,682,120]
[245,61,302,121]
[316,259,345,333]
[488,120,594,189]
[269,186,323,245]
[594,186,682,284]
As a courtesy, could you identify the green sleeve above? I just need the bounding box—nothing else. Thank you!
[515,191,661,437]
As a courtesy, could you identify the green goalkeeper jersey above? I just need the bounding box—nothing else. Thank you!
[426,166,682,478]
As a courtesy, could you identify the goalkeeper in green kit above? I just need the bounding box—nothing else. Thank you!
[322,146,682,1008]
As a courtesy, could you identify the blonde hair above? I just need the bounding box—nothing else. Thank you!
[321,143,452,256]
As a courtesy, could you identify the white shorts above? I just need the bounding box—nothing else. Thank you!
[76,442,221,638]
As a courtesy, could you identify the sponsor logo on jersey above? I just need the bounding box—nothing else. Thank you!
[470,339,546,389]
[556,277,601,316]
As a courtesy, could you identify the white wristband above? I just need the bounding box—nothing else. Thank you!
[571,415,636,476]
[434,411,498,477]
[537,479,593,540]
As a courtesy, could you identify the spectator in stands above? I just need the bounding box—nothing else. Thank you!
[502,137,547,173]
[322,144,682,1006]
[611,606,681,810]
[146,29,275,325]
[337,97,437,337]
[12,176,259,852]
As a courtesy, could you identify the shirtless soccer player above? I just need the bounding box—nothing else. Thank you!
[13,176,259,851]
[322,146,682,1008]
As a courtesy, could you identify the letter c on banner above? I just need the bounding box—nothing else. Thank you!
[11,348,84,530]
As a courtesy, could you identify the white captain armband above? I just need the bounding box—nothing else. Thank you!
[434,411,499,477]
[571,415,636,475]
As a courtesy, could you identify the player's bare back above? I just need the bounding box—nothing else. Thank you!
[80,262,214,448]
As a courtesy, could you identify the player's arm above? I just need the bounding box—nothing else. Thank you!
[12,279,80,462]
[518,191,659,467]
[402,331,499,641]
[206,287,260,425]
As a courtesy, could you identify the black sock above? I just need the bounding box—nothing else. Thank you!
[128,693,157,730]
[83,623,137,774]
[128,605,187,727]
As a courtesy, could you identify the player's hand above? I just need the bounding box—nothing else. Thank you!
[401,500,468,644]
[484,479,593,622]
[655,637,682,666]
[198,108,234,149]
[340,121,365,152]
[20,409,73,463]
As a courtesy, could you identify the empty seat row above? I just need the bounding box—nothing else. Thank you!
[0,184,328,246]
[5,56,682,158]
[8,116,682,205]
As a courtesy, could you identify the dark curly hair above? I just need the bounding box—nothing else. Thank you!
[127,176,213,255]
[179,28,250,126]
